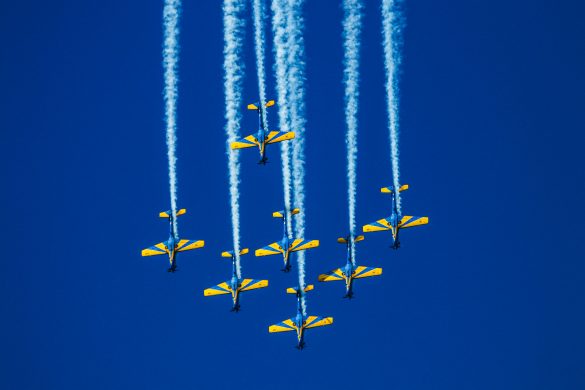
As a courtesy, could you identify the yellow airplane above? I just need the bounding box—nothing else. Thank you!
[363,184,428,249]
[141,209,204,272]
[203,248,268,312]
[318,234,382,298]
[255,208,319,272]
[231,100,295,164]
[269,285,333,350]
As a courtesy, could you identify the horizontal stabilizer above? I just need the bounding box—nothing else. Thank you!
[159,208,186,218]
[221,248,249,258]
[247,100,275,111]
[286,285,314,294]
[272,208,300,218]
[337,235,364,244]
[380,184,409,194]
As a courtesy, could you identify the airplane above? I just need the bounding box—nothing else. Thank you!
[268,285,333,350]
[362,184,429,249]
[255,208,319,272]
[318,234,382,298]
[203,248,268,312]
[141,209,205,272]
[230,99,295,165]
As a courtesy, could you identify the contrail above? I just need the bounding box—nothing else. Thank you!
[271,0,308,314]
[162,0,181,238]
[342,0,363,265]
[223,0,246,278]
[271,0,293,237]
[382,0,404,213]
[253,0,269,129]
[285,0,309,315]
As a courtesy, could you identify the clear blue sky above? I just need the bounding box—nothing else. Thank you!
[1,0,584,389]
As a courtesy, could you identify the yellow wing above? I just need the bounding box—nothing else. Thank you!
[231,135,260,149]
[255,242,285,257]
[353,266,383,279]
[318,268,346,282]
[269,319,297,333]
[203,282,233,296]
[304,316,334,329]
[363,218,394,233]
[141,242,168,256]
[239,279,269,292]
[290,239,319,252]
[176,239,205,252]
[266,131,295,144]
[399,216,429,229]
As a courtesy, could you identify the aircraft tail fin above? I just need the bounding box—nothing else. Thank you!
[221,248,249,258]
[286,285,314,295]
[159,208,187,219]
[380,184,409,194]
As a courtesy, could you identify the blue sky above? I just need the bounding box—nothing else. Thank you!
[1,0,584,389]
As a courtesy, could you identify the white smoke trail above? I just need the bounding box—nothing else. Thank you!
[271,0,293,237]
[342,0,363,265]
[253,0,269,129]
[162,0,181,238]
[285,0,308,315]
[223,0,246,278]
[382,0,404,213]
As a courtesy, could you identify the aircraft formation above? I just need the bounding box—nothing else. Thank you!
[141,98,429,349]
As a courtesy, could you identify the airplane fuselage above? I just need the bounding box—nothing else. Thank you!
[342,238,359,297]
[256,107,269,164]
[166,217,179,271]
[280,214,293,271]
[294,296,306,349]
[389,193,401,249]
[229,261,242,311]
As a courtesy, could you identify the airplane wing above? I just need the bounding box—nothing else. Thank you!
[289,238,320,252]
[398,216,429,229]
[176,239,205,252]
[318,268,346,282]
[141,242,168,256]
[269,319,298,333]
[231,134,260,149]
[255,242,285,257]
[239,279,269,292]
[353,266,383,279]
[304,316,334,329]
[265,131,295,144]
[203,282,233,296]
[363,218,395,234]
